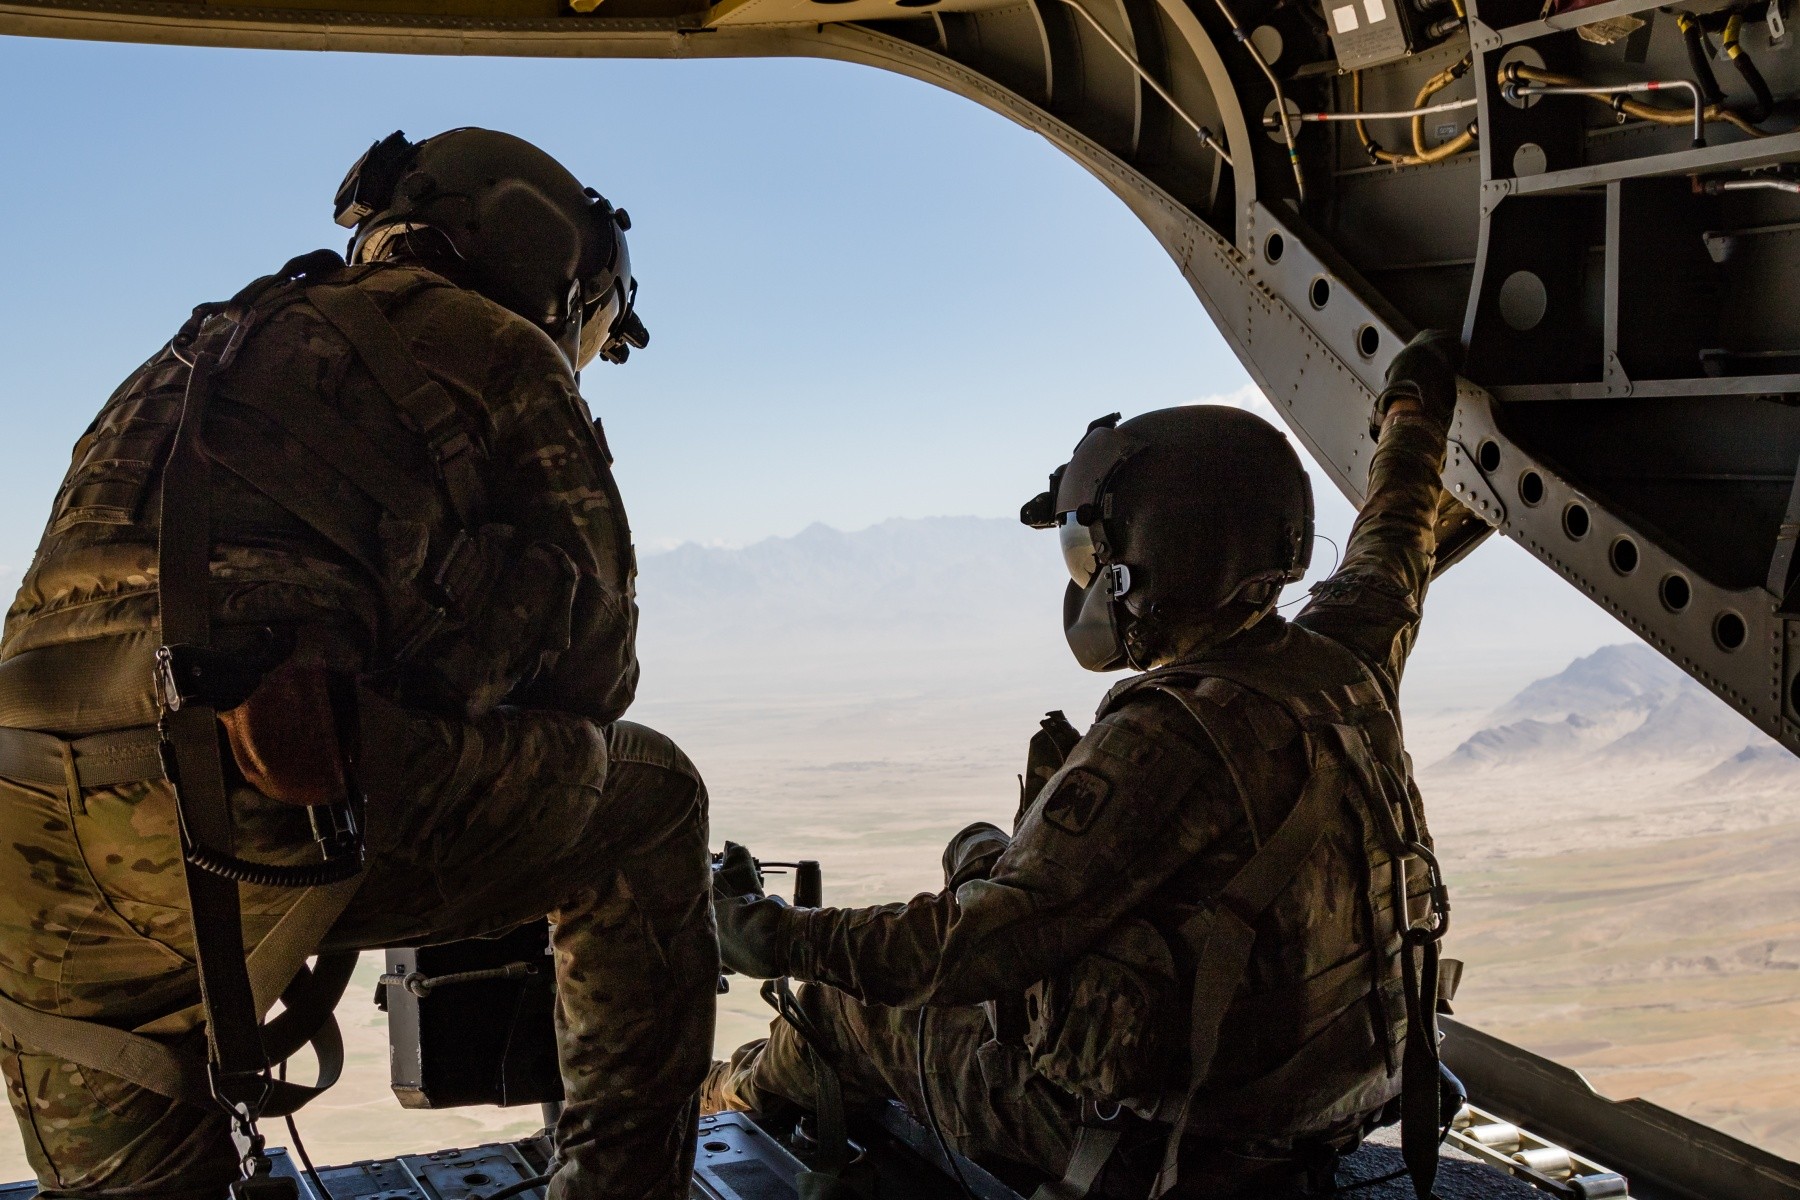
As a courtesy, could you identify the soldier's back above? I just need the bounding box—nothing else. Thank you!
[0,259,551,736]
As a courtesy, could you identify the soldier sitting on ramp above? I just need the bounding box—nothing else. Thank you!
[0,129,715,1200]
[707,333,1463,1199]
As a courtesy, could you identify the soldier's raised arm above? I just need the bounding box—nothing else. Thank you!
[1294,330,1462,702]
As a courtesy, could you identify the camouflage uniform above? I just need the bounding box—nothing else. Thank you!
[0,256,717,1199]
[705,411,1451,1195]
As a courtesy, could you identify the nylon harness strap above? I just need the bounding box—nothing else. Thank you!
[1144,683,1352,1200]
[0,743,359,1115]
[204,398,448,655]
[304,282,486,528]
[216,379,440,528]
[148,258,367,1129]
[1321,725,1444,1200]
[0,944,357,1118]
[1032,1125,1123,1200]
[157,311,274,1123]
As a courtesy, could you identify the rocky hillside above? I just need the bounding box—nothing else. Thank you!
[1420,644,1800,860]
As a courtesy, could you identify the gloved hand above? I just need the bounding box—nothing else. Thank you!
[712,841,791,979]
[1371,329,1463,438]
[1018,710,1082,820]
[943,821,1012,889]
[713,840,766,901]
[714,893,791,980]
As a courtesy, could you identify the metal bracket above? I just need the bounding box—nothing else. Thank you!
[1447,439,1508,528]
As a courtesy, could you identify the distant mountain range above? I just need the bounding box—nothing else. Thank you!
[1430,643,1799,790]
[632,515,1636,712]
[638,516,1057,644]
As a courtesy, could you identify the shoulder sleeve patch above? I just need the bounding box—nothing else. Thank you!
[1041,767,1114,836]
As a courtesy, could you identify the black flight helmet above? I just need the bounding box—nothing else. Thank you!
[1021,405,1314,671]
[333,128,649,370]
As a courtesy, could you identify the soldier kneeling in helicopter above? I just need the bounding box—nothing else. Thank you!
[706,332,1464,1199]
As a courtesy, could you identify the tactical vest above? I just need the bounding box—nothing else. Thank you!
[2,251,598,727]
[1022,623,1450,1197]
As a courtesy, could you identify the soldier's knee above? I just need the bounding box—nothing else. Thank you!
[606,721,699,781]
[602,721,709,833]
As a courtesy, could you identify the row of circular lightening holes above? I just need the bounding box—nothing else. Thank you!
[1261,234,1766,682]
[1480,438,1752,656]
[1263,232,1383,359]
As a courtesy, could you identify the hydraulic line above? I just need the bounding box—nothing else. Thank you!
[1699,176,1800,193]
[1676,11,1727,108]
[1212,0,1308,202]
[1497,63,1771,147]
[1052,0,1234,166]
[1272,97,1478,123]
[1412,55,1475,159]
[1721,14,1775,125]
[1349,67,1479,166]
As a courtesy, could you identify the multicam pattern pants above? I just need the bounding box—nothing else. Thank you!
[0,693,717,1200]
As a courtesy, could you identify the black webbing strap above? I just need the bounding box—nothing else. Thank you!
[1400,928,1442,1200]
[157,312,272,1122]
[304,283,486,527]
[204,372,460,657]
[215,379,440,527]
[760,978,859,1197]
[1145,685,1352,1199]
[205,409,394,581]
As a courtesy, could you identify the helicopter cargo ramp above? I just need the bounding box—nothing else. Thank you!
[0,1110,1554,1200]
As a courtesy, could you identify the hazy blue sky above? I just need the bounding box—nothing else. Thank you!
[0,35,1246,566]
[0,32,1632,699]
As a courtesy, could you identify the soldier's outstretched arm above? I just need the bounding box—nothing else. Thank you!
[1292,330,1460,699]
[478,319,641,724]
[721,695,1234,1007]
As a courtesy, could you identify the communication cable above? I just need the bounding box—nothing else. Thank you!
[914,1007,977,1200]
[278,1059,332,1199]
[1278,533,1340,610]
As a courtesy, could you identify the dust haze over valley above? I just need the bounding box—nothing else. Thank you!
[2,509,1797,1178]
[633,514,1800,1163]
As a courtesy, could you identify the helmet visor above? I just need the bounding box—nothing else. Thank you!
[1058,513,1100,588]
